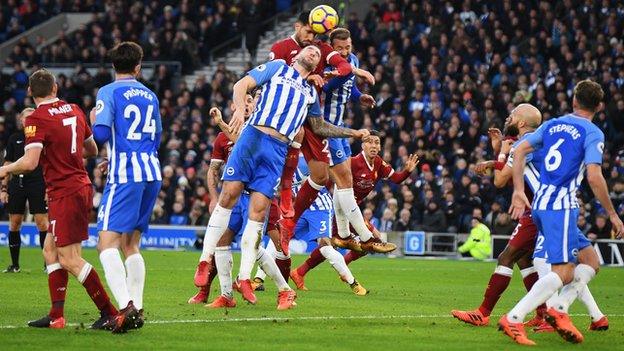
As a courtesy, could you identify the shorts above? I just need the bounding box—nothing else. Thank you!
[328,137,351,167]
[300,123,330,164]
[294,208,332,243]
[532,208,592,264]
[507,213,538,252]
[267,198,281,233]
[222,126,288,199]
[48,185,92,247]
[7,180,47,215]
[97,181,161,234]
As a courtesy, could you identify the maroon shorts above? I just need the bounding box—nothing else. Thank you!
[300,124,330,164]
[508,213,538,252]
[267,198,281,233]
[48,185,92,247]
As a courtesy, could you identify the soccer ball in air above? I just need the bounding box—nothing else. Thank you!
[309,5,339,35]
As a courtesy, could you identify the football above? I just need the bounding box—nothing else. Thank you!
[309,5,339,34]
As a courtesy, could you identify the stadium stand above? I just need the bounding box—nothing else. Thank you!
[0,0,622,239]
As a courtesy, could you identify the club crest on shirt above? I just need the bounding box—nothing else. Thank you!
[24,125,37,138]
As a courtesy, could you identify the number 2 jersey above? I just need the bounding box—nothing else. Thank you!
[24,98,92,199]
[94,78,162,184]
[525,113,604,210]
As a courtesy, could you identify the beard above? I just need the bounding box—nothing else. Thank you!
[298,57,316,72]
[504,124,520,137]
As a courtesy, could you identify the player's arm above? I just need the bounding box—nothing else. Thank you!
[83,136,98,158]
[352,67,375,85]
[307,95,368,138]
[326,51,352,76]
[92,89,115,144]
[386,154,419,184]
[0,147,42,177]
[211,107,239,142]
[322,73,353,93]
[206,160,223,214]
[350,83,375,108]
[492,139,514,188]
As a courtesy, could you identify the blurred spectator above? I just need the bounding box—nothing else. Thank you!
[420,201,447,232]
[393,208,414,231]
[169,202,189,225]
[379,208,395,232]
[493,213,515,236]
[577,214,591,235]
[588,214,613,241]
[363,208,380,229]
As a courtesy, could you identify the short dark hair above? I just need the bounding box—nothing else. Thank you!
[369,130,382,138]
[29,69,55,98]
[329,28,350,43]
[108,41,143,74]
[297,11,310,24]
[574,79,604,112]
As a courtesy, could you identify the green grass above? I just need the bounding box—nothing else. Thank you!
[0,248,623,350]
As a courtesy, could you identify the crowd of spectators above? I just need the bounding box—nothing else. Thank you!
[1,0,623,238]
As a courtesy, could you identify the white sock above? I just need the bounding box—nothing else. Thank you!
[494,265,514,277]
[200,205,232,262]
[551,264,596,313]
[238,220,264,280]
[254,240,276,281]
[215,246,233,298]
[507,271,563,323]
[256,247,290,290]
[332,190,351,239]
[520,266,536,279]
[533,258,559,307]
[335,188,372,241]
[578,285,604,321]
[320,245,354,284]
[99,248,131,308]
[125,253,145,310]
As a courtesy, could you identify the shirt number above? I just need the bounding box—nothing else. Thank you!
[124,104,156,141]
[544,138,564,172]
[62,117,77,154]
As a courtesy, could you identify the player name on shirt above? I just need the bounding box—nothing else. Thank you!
[123,88,155,101]
[548,123,581,139]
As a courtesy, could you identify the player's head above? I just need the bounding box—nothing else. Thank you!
[294,10,315,47]
[573,79,604,114]
[329,28,352,58]
[295,45,321,72]
[504,103,542,136]
[28,68,57,100]
[362,130,382,158]
[18,107,35,130]
[109,41,143,76]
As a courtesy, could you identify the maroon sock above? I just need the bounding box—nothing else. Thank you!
[48,268,68,319]
[478,273,512,316]
[296,247,326,276]
[293,180,320,221]
[275,257,291,282]
[523,271,547,317]
[280,147,299,192]
[344,251,366,265]
[82,268,118,316]
[207,257,217,287]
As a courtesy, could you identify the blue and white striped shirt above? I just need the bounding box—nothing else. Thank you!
[525,114,605,210]
[507,132,545,194]
[293,156,333,212]
[94,79,162,184]
[248,60,322,141]
[323,53,360,126]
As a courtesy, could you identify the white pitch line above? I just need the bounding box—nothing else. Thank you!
[1,313,623,330]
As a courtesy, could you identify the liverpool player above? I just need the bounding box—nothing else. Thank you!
[0,69,118,330]
[290,130,418,289]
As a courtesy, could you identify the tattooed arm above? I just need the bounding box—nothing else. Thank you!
[307,116,369,139]
[206,160,223,214]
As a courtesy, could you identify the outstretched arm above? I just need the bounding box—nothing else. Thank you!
[0,147,42,178]
[307,116,368,139]
[587,164,624,238]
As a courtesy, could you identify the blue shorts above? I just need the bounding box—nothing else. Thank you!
[222,126,288,199]
[97,181,162,234]
[532,209,592,264]
[328,137,351,166]
[294,209,332,243]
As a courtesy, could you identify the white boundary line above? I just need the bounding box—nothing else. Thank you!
[1,313,623,330]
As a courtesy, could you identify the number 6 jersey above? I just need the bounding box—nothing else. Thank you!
[94,78,162,184]
[24,98,92,200]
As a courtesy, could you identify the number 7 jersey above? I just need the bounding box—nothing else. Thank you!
[24,98,92,199]
[525,114,605,210]
[94,78,162,184]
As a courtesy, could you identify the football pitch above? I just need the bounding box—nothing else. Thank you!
[1,248,622,350]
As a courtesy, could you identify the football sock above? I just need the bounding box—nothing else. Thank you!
[238,220,264,280]
[293,179,322,221]
[274,250,292,282]
[254,241,276,281]
[78,263,117,316]
[332,194,351,239]
[551,264,596,313]
[335,188,373,242]
[200,205,232,262]
[46,263,68,319]
[507,271,563,323]
[578,285,605,321]
[296,246,325,276]
[478,266,513,316]
[344,250,366,265]
[320,246,354,284]
[8,230,20,267]
[125,253,145,310]
[533,258,559,308]
[215,246,233,298]
[279,146,300,214]
[39,231,47,249]
[520,267,547,316]
[99,248,131,309]
[257,247,290,290]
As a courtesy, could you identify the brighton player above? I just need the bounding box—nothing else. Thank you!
[500,80,624,345]
[290,130,418,289]
[0,69,118,330]
[92,42,162,331]
[194,45,369,305]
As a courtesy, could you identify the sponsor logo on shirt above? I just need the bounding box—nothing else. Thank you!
[24,126,37,138]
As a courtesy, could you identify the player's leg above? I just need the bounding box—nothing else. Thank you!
[29,182,49,251]
[33,214,48,250]
[252,240,275,290]
[278,129,304,217]
[254,243,296,310]
[318,236,368,296]
[267,200,291,281]
[5,213,23,272]
[207,229,236,308]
